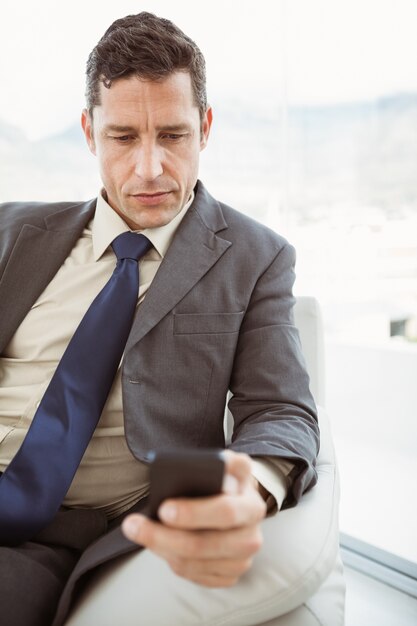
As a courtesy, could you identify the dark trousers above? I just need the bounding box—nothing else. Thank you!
[0,500,145,626]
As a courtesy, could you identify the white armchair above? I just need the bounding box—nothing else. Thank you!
[66,297,346,626]
[254,296,346,626]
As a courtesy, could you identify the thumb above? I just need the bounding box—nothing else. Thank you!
[221,450,253,495]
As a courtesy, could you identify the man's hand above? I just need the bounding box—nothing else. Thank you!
[121,451,267,587]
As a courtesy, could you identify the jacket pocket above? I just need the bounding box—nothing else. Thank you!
[173,311,244,335]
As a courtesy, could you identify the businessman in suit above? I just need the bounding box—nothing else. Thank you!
[0,12,319,626]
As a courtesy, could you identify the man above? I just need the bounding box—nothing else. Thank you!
[0,12,319,626]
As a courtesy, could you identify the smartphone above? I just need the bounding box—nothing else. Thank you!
[147,448,225,521]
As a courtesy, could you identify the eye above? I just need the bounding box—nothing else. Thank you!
[161,133,186,141]
[111,135,134,143]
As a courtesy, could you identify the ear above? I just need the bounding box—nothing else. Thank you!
[81,108,96,155]
[200,106,213,151]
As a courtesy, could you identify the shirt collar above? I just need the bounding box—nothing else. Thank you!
[92,190,194,261]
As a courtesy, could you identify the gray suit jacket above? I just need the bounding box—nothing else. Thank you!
[1,181,319,624]
[0,180,318,505]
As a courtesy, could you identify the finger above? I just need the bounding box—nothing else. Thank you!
[167,555,254,581]
[158,488,266,530]
[122,514,263,560]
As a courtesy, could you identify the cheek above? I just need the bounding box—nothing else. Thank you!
[99,151,126,184]
[183,154,200,185]
[172,148,200,181]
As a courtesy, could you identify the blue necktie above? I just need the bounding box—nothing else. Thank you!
[0,231,152,546]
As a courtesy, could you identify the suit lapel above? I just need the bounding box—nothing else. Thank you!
[125,184,231,351]
[0,200,96,352]
[0,186,230,353]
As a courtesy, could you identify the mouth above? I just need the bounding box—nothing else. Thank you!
[130,191,172,206]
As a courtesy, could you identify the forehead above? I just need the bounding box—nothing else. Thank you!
[94,71,199,127]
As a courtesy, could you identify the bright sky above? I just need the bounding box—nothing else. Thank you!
[0,0,416,139]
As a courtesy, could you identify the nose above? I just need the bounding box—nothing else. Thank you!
[133,142,164,182]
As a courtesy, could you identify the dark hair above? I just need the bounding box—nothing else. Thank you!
[86,12,207,121]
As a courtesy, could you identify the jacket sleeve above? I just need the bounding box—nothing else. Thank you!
[228,242,319,507]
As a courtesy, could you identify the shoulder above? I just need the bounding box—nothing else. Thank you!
[219,202,296,281]
[0,200,94,235]
[194,181,292,259]
[219,200,290,252]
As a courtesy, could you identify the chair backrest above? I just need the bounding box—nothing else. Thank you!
[293,296,325,406]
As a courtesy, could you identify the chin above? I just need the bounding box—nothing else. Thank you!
[130,211,176,231]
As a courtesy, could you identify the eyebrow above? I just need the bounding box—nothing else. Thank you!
[103,123,192,133]
[103,124,137,133]
[156,124,192,133]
